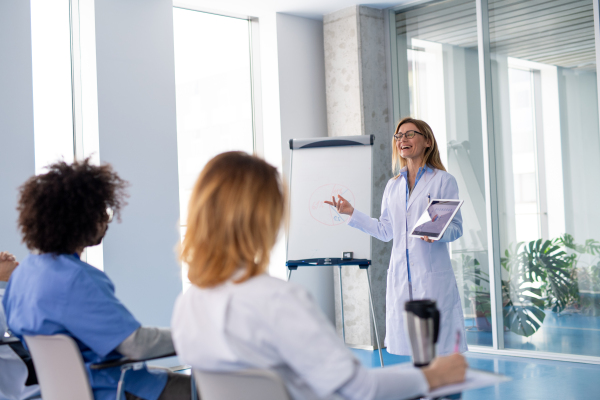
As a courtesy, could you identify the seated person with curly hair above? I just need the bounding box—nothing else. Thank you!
[2,160,190,400]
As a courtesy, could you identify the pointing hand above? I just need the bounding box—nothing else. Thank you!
[324,195,354,216]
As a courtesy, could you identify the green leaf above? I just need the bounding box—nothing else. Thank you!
[525,305,546,323]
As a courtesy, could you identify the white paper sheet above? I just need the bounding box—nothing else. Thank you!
[425,368,511,399]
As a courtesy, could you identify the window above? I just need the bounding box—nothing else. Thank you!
[30,0,74,174]
[395,0,488,347]
[490,0,599,356]
[30,0,102,268]
[507,67,543,243]
[392,0,600,361]
[71,0,102,268]
[172,8,256,291]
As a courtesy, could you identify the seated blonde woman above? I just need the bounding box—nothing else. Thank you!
[171,152,467,400]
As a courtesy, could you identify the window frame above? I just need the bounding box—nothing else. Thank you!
[171,4,263,291]
[386,0,600,365]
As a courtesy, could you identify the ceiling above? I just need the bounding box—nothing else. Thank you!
[177,0,415,20]
[396,0,597,71]
[176,0,597,70]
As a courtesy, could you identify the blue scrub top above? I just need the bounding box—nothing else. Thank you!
[2,253,167,400]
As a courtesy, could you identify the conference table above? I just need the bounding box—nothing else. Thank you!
[0,335,20,346]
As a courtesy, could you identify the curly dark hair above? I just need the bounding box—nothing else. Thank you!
[17,158,129,254]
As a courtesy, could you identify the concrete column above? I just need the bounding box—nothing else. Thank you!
[0,1,36,260]
[324,6,392,348]
[94,0,181,327]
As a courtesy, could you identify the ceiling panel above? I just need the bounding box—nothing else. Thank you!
[396,0,597,71]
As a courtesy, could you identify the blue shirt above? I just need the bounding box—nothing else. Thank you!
[2,253,168,400]
[400,165,431,283]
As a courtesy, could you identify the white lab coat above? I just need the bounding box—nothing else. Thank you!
[348,167,467,356]
[171,273,429,400]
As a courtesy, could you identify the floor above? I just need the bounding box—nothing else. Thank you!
[351,348,600,400]
[465,310,600,357]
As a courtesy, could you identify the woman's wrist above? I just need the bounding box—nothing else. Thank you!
[421,366,440,390]
[420,354,468,390]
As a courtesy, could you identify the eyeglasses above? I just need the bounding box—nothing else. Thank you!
[394,130,424,140]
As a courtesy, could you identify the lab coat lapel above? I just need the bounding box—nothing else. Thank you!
[399,175,408,211]
[406,168,431,210]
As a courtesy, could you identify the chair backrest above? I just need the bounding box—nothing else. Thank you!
[193,368,291,400]
[24,334,94,400]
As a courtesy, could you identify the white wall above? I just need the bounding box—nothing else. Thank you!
[94,0,182,327]
[276,13,334,323]
[491,54,517,253]
[277,13,328,180]
[559,69,600,244]
[0,0,36,260]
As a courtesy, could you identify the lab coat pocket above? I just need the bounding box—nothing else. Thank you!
[429,242,451,273]
[426,269,457,313]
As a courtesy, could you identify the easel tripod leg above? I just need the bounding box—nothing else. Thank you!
[366,268,384,368]
[338,265,346,343]
[191,373,198,400]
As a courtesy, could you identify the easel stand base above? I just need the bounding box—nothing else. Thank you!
[287,260,384,368]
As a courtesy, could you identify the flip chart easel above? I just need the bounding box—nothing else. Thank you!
[286,136,384,367]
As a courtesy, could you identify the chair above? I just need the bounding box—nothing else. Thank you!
[193,369,291,400]
[24,334,94,400]
[25,334,182,400]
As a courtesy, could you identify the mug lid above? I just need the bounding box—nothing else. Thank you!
[404,299,437,319]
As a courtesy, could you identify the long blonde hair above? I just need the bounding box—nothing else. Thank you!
[392,117,446,178]
[180,152,285,288]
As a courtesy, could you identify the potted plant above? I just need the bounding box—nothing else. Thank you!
[555,234,600,315]
[456,255,493,331]
[459,234,600,337]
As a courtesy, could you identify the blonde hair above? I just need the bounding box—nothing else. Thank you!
[392,117,446,178]
[180,152,285,288]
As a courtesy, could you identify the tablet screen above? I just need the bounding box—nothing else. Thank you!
[411,200,462,239]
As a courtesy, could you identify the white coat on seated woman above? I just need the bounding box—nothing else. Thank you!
[172,151,468,400]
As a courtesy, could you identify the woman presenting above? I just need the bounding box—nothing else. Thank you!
[325,117,467,356]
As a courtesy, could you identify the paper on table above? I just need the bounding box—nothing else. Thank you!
[425,368,511,399]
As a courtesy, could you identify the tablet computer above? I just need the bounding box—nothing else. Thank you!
[409,199,464,241]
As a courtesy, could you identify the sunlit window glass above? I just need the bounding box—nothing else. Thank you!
[30,0,74,174]
[172,8,254,290]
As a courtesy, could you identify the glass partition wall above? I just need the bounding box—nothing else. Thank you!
[391,0,600,362]
[394,0,491,348]
[488,0,600,357]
